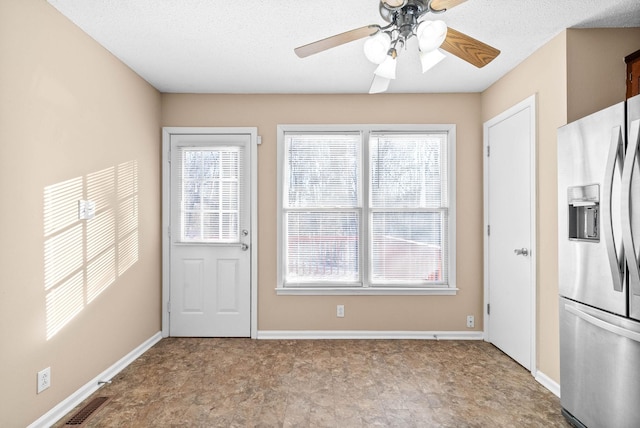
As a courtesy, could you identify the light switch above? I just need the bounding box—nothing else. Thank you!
[85,201,96,219]
[78,200,96,220]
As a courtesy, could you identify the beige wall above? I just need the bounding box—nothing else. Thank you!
[0,1,162,426]
[567,28,640,122]
[481,32,568,382]
[163,94,485,332]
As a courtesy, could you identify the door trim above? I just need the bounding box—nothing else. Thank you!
[161,127,259,339]
[483,95,537,375]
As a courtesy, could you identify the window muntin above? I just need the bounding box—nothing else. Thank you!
[278,125,455,292]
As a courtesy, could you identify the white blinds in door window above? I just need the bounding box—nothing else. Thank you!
[177,146,244,243]
[283,133,361,285]
[369,133,448,285]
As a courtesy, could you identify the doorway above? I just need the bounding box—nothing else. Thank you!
[483,96,536,372]
[162,127,258,338]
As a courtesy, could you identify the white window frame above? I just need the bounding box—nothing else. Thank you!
[276,124,457,296]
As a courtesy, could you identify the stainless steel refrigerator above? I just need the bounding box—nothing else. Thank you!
[558,94,640,428]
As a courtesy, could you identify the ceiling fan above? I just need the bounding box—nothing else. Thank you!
[294,0,500,93]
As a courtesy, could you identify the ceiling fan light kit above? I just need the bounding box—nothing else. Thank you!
[419,48,447,72]
[294,0,500,94]
[374,49,398,80]
[416,20,448,52]
[364,32,392,64]
[369,74,392,94]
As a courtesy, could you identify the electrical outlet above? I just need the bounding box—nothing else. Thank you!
[466,315,475,328]
[37,367,51,394]
[337,304,345,318]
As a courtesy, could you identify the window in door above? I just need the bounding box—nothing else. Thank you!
[177,146,243,243]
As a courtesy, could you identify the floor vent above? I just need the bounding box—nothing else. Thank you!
[64,396,111,426]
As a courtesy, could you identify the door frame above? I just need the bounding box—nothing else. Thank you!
[483,95,537,375]
[161,127,259,339]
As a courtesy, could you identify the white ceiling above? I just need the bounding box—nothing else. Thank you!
[47,0,640,94]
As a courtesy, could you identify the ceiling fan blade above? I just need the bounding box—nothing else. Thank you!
[440,27,500,68]
[295,25,380,58]
[429,0,467,12]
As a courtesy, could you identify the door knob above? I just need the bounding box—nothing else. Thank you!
[241,243,249,251]
[514,248,529,256]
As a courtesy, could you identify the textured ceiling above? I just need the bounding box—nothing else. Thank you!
[46,0,640,94]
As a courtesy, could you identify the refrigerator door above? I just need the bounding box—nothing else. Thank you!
[560,297,640,428]
[627,95,640,321]
[558,102,626,316]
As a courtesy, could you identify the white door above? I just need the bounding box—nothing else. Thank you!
[167,132,252,337]
[484,96,536,371]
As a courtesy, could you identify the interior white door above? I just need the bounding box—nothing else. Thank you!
[485,97,535,370]
[168,133,251,337]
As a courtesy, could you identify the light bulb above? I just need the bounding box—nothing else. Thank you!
[364,32,391,64]
[417,20,447,52]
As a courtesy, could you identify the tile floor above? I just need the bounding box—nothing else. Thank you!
[54,338,570,427]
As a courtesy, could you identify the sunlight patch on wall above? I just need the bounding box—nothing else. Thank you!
[117,161,139,276]
[44,224,83,291]
[43,161,140,340]
[45,272,84,340]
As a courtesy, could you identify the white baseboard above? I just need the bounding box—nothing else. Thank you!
[29,331,162,428]
[535,370,560,398]
[256,330,484,340]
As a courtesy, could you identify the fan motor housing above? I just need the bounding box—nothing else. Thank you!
[379,0,430,22]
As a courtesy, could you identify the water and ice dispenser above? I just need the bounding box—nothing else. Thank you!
[567,184,599,241]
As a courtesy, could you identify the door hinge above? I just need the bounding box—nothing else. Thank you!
[167,150,171,163]
[486,145,490,157]
[487,225,490,236]
[487,303,490,315]
[167,226,171,238]
[167,301,171,313]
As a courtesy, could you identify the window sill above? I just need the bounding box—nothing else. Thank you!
[275,287,458,296]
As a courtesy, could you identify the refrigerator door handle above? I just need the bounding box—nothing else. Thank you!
[622,119,640,296]
[603,125,625,292]
[565,303,640,343]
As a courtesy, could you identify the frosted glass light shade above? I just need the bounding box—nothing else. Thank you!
[369,74,391,94]
[374,54,397,80]
[419,48,446,73]
[364,32,391,64]
[417,20,447,52]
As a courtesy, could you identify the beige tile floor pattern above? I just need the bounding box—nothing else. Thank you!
[54,338,570,427]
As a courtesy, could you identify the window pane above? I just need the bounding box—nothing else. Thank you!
[184,211,201,240]
[203,213,220,240]
[179,146,242,243]
[286,134,360,208]
[370,133,446,208]
[286,212,359,283]
[371,212,448,283]
[201,181,219,210]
